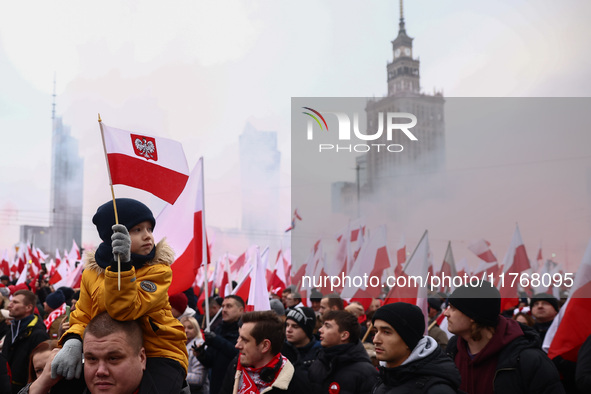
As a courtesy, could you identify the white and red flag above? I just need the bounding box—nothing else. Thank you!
[498,224,530,311]
[438,241,457,293]
[544,238,591,362]
[69,240,81,261]
[395,235,406,277]
[469,238,502,281]
[385,230,431,325]
[0,250,9,277]
[342,225,390,301]
[154,158,208,295]
[50,260,71,290]
[247,246,271,312]
[269,248,290,295]
[101,123,189,204]
[285,209,302,232]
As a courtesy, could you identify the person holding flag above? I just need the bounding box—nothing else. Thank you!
[51,199,188,393]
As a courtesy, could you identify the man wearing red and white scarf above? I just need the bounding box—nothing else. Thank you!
[219,310,309,394]
[43,290,67,339]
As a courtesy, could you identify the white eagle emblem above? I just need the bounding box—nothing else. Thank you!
[134,138,156,159]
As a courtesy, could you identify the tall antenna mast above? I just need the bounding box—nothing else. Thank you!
[398,0,406,33]
[52,73,56,121]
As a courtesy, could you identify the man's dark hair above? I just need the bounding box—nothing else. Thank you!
[241,310,285,355]
[291,292,302,302]
[84,311,143,353]
[14,290,36,309]
[203,296,223,309]
[282,286,293,295]
[224,294,245,309]
[324,310,360,343]
[323,294,344,310]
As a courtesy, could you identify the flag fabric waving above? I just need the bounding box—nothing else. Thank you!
[499,224,530,311]
[154,158,207,295]
[544,238,591,362]
[247,246,271,312]
[101,123,190,204]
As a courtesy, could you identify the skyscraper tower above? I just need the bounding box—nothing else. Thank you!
[387,1,421,96]
[49,80,84,253]
[363,0,445,193]
[239,122,281,235]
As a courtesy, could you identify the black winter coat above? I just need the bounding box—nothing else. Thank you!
[2,315,48,393]
[197,320,239,394]
[447,322,565,394]
[372,342,460,394]
[309,341,378,394]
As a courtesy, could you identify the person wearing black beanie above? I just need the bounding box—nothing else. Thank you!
[530,293,560,344]
[444,281,564,394]
[281,306,322,383]
[52,198,189,394]
[372,302,461,393]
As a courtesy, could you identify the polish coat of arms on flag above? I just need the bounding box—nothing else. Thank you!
[131,134,158,160]
[102,123,189,205]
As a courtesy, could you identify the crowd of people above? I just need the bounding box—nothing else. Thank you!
[0,198,589,394]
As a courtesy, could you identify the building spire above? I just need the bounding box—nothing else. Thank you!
[51,73,56,121]
[398,0,406,34]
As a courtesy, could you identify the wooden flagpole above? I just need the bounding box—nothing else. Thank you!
[200,158,211,331]
[98,114,121,290]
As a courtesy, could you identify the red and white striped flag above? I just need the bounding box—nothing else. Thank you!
[268,248,290,295]
[385,231,431,314]
[154,158,208,295]
[469,238,501,280]
[438,241,457,293]
[499,224,530,311]
[544,238,591,362]
[342,225,390,301]
[69,240,81,261]
[247,246,271,312]
[395,235,406,277]
[101,123,189,204]
[0,250,9,277]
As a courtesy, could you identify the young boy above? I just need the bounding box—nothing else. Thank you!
[51,198,188,393]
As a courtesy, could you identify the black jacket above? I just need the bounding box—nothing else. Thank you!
[372,337,460,394]
[197,320,239,394]
[447,321,564,394]
[2,315,48,393]
[309,341,378,394]
[281,337,322,370]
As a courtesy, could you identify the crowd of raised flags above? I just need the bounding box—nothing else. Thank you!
[1,120,589,377]
[0,240,84,292]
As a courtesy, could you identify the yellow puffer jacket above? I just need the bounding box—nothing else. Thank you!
[59,240,188,373]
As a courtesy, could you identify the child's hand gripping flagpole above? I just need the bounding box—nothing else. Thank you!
[98,114,122,290]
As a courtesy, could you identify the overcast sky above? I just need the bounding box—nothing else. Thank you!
[1,0,590,272]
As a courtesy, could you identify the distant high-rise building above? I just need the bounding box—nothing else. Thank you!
[363,3,445,194]
[331,1,445,215]
[239,123,281,234]
[49,112,84,253]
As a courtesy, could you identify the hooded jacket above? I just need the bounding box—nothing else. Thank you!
[309,341,378,394]
[59,240,188,373]
[447,316,564,394]
[373,336,460,394]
